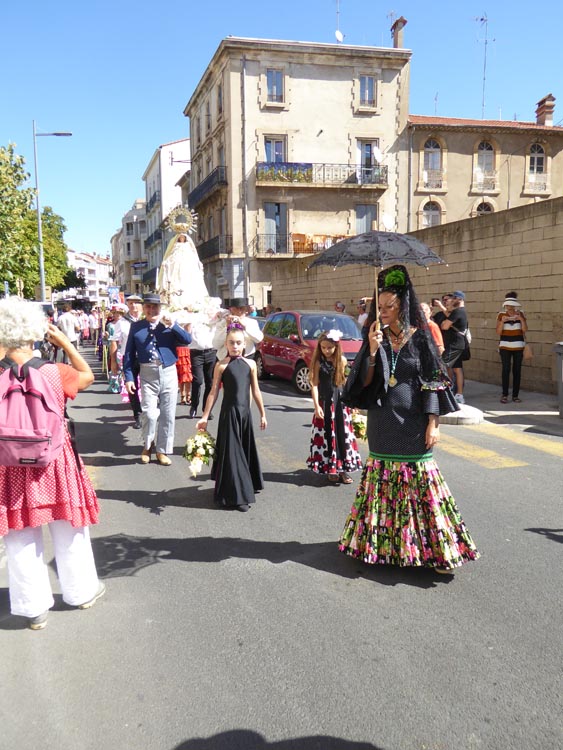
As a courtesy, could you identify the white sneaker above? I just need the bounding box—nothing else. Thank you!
[454,394,465,404]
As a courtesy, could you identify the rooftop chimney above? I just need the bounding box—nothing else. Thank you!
[536,93,555,126]
[391,16,408,48]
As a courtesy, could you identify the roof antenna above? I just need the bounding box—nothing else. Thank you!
[475,14,495,119]
[335,0,344,42]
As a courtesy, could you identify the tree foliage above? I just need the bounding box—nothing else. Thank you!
[0,143,73,298]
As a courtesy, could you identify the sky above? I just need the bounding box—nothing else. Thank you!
[2,0,562,257]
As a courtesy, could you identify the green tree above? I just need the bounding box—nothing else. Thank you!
[53,268,87,292]
[20,206,71,297]
[0,144,35,286]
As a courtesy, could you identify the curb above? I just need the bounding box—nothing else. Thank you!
[441,404,484,425]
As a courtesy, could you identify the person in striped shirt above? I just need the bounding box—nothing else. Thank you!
[496,292,528,404]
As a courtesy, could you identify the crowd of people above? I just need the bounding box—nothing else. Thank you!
[1,272,533,629]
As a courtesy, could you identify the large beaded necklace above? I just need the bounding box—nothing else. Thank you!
[386,326,413,387]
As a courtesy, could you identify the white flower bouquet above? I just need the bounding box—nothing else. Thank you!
[351,410,367,441]
[183,430,216,477]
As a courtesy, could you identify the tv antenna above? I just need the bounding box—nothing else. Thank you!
[335,0,344,43]
[475,14,495,119]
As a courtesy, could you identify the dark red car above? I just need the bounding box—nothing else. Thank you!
[256,310,363,394]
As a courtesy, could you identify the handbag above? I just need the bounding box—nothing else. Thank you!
[523,343,533,362]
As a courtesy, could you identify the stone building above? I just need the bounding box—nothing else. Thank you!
[183,34,411,309]
[407,94,563,230]
[110,199,148,295]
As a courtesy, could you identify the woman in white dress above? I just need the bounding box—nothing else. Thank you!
[157,233,209,309]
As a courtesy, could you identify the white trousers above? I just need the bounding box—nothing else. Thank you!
[3,521,99,618]
[140,363,178,454]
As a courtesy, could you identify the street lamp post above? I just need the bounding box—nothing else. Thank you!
[32,120,72,301]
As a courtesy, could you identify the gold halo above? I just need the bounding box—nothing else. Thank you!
[168,206,197,235]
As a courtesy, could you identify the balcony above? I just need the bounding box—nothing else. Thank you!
[196,234,233,262]
[146,191,161,212]
[188,166,228,209]
[472,171,498,193]
[422,169,444,190]
[256,162,388,189]
[524,173,549,194]
[145,228,162,249]
[253,233,347,257]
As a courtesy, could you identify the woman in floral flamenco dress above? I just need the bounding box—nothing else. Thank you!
[339,265,479,574]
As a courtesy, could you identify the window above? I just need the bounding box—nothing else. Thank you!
[264,137,286,163]
[126,222,134,236]
[264,202,288,252]
[266,69,284,103]
[126,242,131,256]
[476,201,494,215]
[356,140,380,184]
[196,116,201,144]
[529,143,545,174]
[360,75,376,107]
[206,100,211,133]
[217,82,223,116]
[423,139,442,189]
[264,313,285,337]
[473,141,496,191]
[279,314,298,339]
[422,201,441,227]
[356,204,378,234]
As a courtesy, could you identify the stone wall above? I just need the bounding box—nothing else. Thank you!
[270,197,563,393]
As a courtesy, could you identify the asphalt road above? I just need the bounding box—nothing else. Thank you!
[1,352,562,750]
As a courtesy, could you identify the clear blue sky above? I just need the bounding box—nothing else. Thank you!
[2,0,562,257]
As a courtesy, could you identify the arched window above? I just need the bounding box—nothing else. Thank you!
[476,201,494,215]
[423,139,442,188]
[422,201,441,227]
[474,141,495,190]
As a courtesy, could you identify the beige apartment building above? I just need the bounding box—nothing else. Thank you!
[183,31,411,308]
[110,199,148,296]
[408,94,563,230]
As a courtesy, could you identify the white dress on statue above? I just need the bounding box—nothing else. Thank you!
[157,234,209,309]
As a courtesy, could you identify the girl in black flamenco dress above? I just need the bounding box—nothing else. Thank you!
[307,331,362,484]
[197,323,267,511]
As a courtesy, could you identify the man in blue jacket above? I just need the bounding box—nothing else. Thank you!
[124,295,192,465]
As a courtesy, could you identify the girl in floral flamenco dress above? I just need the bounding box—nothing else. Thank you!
[307,330,362,485]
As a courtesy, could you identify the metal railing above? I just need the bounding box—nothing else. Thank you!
[256,161,388,187]
[146,191,160,212]
[196,234,233,261]
[423,169,444,189]
[145,228,162,248]
[472,171,497,192]
[188,166,228,208]
[525,173,548,192]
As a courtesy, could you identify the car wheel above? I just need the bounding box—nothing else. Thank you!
[255,353,269,379]
[292,361,311,394]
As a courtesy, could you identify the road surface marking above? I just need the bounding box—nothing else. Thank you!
[466,422,563,460]
[438,433,527,469]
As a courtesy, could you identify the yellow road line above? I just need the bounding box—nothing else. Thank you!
[465,422,563,460]
[438,433,528,469]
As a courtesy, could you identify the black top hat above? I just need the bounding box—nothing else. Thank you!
[142,294,162,305]
[229,297,249,308]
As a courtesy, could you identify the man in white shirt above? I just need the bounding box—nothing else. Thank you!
[212,297,264,362]
[56,303,80,362]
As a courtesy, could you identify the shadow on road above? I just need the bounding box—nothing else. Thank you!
[525,527,563,544]
[96,487,219,515]
[91,532,444,589]
[173,731,384,750]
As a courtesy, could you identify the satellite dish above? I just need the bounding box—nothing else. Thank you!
[382,214,394,231]
[335,29,344,43]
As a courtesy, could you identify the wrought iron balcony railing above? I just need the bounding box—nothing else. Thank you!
[423,169,444,189]
[188,166,228,208]
[196,234,233,261]
[146,191,161,212]
[145,228,162,248]
[256,162,388,187]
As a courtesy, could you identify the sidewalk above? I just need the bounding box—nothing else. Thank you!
[445,378,563,438]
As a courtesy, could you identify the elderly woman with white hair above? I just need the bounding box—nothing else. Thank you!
[0,298,104,630]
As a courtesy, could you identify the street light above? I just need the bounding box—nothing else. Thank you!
[32,120,72,301]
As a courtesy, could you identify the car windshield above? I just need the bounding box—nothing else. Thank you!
[299,314,362,341]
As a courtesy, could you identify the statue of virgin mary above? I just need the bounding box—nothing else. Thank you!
[156,207,209,309]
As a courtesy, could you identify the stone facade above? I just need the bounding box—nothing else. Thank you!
[270,197,563,393]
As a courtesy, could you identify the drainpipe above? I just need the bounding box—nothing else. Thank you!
[407,124,414,233]
[240,55,249,299]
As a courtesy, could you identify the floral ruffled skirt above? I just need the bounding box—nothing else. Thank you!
[339,453,479,570]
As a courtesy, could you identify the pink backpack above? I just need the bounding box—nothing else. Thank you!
[0,358,65,467]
